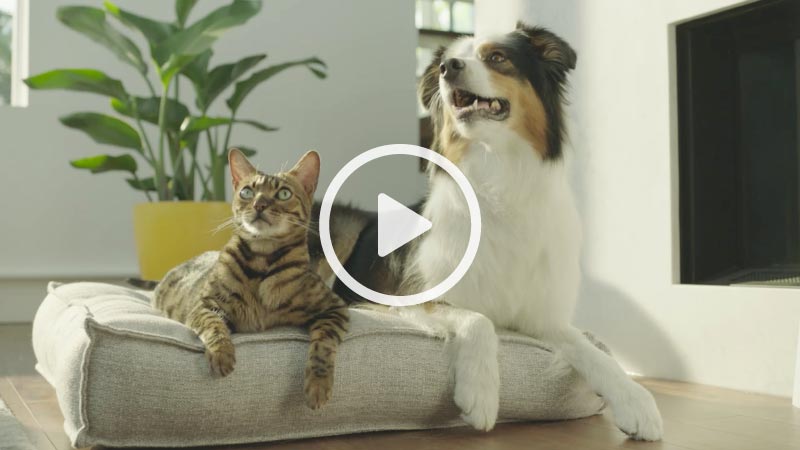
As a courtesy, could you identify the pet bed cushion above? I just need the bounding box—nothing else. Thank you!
[32,282,604,448]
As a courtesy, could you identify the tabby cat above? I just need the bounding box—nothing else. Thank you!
[151,148,349,409]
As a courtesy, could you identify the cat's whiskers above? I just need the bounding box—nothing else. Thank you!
[212,217,237,235]
[264,211,319,236]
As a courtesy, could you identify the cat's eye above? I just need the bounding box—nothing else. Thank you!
[276,188,292,201]
[489,52,506,63]
[239,187,255,200]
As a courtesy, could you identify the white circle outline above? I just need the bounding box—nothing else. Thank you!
[319,144,481,307]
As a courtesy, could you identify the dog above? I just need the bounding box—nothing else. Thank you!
[309,22,663,441]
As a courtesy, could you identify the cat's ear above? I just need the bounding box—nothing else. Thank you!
[289,150,320,196]
[228,148,257,188]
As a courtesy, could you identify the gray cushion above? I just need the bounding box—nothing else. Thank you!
[32,282,604,448]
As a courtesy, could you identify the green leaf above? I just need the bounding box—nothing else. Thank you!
[175,0,199,27]
[235,146,257,157]
[198,54,266,110]
[180,116,277,134]
[57,6,148,75]
[111,96,190,131]
[181,49,212,86]
[235,119,277,132]
[158,54,198,85]
[104,1,177,50]
[71,154,138,174]
[180,132,199,152]
[24,69,127,99]
[60,113,142,151]
[226,57,327,112]
[153,0,262,78]
[126,176,170,191]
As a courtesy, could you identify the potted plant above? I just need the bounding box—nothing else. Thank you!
[25,0,326,279]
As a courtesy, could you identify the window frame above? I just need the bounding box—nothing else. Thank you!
[2,0,28,107]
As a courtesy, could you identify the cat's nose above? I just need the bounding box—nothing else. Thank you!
[253,197,269,212]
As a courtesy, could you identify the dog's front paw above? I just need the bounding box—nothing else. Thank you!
[453,359,500,431]
[206,340,236,377]
[610,381,663,441]
[454,378,499,431]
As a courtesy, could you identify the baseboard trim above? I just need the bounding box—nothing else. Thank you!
[0,278,126,323]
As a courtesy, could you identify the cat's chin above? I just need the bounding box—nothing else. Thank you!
[241,220,269,237]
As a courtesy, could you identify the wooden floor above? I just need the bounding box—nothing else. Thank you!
[1,374,798,450]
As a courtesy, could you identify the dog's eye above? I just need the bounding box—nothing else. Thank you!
[276,188,292,201]
[489,52,506,63]
[239,187,254,200]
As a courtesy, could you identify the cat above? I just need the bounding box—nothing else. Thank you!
[150,148,349,409]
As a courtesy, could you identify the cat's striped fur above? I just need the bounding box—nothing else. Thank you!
[152,149,349,409]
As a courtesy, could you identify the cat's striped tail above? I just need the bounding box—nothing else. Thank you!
[126,278,160,290]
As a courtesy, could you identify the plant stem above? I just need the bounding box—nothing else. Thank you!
[143,76,157,97]
[129,96,162,201]
[168,133,190,200]
[135,121,156,167]
[204,128,216,170]
[130,98,157,166]
[211,157,226,201]
[221,111,236,158]
[208,112,237,201]
[191,155,212,199]
[172,78,194,200]
[205,128,224,201]
[157,81,172,201]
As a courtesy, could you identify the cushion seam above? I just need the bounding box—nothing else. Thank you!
[75,317,99,447]
[85,319,553,353]
[50,282,556,353]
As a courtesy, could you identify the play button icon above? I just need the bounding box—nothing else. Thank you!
[319,144,481,307]
[377,194,432,257]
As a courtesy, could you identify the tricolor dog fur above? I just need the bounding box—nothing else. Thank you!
[311,22,663,440]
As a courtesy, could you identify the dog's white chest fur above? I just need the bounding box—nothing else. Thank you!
[415,138,582,336]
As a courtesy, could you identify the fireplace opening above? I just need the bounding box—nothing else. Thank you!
[676,0,800,287]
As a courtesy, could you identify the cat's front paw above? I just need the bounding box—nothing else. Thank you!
[206,341,236,377]
[304,370,333,409]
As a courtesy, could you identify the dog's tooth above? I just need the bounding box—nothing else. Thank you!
[473,98,479,108]
[491,100,501,111]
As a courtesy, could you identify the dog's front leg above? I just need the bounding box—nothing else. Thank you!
[544,326,663,441]
[394,303,500,431]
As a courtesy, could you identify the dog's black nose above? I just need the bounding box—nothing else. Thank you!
[439,58,465,80]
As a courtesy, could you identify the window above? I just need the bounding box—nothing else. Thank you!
[415,0,474,34]
[415,0,474,148]
[0,0,27,107]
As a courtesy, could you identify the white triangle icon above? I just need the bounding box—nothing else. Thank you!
[377,193,432,257]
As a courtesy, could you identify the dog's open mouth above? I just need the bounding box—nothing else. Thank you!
[451,89,510,121]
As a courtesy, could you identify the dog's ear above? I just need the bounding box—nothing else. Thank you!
[418,46,447,111]
[516,22,576,78]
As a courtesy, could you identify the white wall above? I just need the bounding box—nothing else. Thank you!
[0,0,421,321]
[477,0,800,397]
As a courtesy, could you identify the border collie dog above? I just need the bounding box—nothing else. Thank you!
[312,22,663,440]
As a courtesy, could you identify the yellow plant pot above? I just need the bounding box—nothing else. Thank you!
[133,202,233,280]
